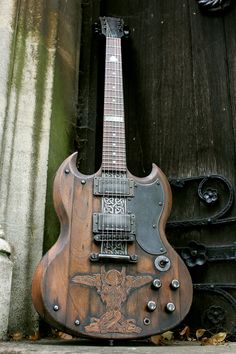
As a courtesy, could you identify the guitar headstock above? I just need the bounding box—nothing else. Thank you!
[94,17,129,38]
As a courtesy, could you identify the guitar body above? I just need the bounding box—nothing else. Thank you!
[32,17,192,339]
[32,153,192,339]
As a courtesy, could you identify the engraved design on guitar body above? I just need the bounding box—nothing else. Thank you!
[101,171,127,255]
[103,197,125,214]
[71,266,153,334]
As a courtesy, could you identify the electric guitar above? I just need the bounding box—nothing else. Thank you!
[32,17,193,340]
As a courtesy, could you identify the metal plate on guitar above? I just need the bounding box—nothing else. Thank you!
[93,213,136,234]
[93,177,134,196]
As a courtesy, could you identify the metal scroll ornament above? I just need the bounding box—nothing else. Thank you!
[193,283,236,335]
[168,174,235,229]
[168,174,236,266]
[196,0,232,12]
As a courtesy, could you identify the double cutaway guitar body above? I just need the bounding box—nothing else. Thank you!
[32,17,192,340]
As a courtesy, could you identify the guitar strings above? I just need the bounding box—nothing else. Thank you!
[107,24,113,254]
[102,22,127,256]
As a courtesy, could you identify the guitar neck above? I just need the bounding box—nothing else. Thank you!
[102,37,126,173]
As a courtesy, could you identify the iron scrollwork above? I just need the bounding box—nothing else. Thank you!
[196,0,232,13]
[167,174,235,229]
[178,241,236,267]
[193,283,236,335]
[181,241,208,267]
[168,174,236,266]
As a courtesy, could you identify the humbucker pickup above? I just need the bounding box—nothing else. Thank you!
[93,213,136,234]
[93,177,135,196]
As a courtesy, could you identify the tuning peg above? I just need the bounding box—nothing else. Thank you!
[93,22,101,36]
[123,25,130,38]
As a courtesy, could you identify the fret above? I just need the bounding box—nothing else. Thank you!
[105,79,122,82]
[103,130,125,134]
[102,156,126,158]
[103,140,126,143]
[104,106,124,109]
[104,100,123,104]
[102,164,126,168]
[103,129,125,131]
[104,96,123,100]
[104,116,124,123]
[105,88,123,94]
[104,111,124,116]
[105,75,122,79]
[103,135,125,137]
[102,150,126,153]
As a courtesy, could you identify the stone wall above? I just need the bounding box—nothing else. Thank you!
[0,0,81,337]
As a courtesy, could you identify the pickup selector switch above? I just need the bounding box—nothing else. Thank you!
[166,302,176,313]
[147,300,157,311]
[154,256,171,272]
[170,279,180,290]
[152,278,162,289]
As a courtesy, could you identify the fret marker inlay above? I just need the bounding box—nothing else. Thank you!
[104,116,124,122]
[109,56,118,62]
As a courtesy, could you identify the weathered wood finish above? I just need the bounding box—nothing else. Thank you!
[32,153,192,339]
[74,1,236,331]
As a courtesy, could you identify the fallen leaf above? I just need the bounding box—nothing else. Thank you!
[201,336,210,345]
[201,332,227,345]
[12,332,23,341]
[180,326,190,338]
[28,331,40,341]
[161,331,174,341]
[211,332,227,344]
[150,334,163,345]
[57,331,73,340]
[196,328,206,339]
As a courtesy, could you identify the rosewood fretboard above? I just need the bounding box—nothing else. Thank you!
[102,37,126,173]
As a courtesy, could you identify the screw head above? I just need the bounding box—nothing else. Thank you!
[53,305,59,311]
[64,169,70,174]
[152,278,162,289]
[171,279,180,290]
[81,179,86,185]
[74,319,80,326]
[130,254,138,262]
[166,302,176,313]
[90,253,98,260]
[147,300,157,311]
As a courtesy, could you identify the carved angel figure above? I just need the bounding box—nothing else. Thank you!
[71,266,153,334]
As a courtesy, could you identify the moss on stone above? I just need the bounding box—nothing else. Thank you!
[43,61,75,252]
